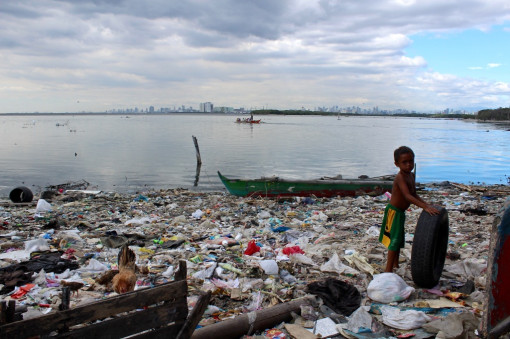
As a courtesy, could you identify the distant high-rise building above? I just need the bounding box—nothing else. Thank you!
[200,102,214,112]
[149,106,155,113]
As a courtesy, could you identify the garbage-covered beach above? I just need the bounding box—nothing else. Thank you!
[0,181,509,338]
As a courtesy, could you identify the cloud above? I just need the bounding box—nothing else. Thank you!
[469,63,503,70]
[487,63,502,68]
[0,0,509,112]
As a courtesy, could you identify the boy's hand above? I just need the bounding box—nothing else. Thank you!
[424,205,440,215]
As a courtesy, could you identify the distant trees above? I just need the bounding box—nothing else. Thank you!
[477,107,510,121]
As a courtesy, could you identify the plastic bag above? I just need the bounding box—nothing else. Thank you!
[346,306,373,333]
[344,252,376,276]
[366,226,381,237]
[78,258,109,273]
[25,238,50,253]
[280,269,297,284]
[444,258,487,279]
[289,253,315,266]
[282,246,304,255]
[244,240,261,255]
[320,253,359,275]
[192,263,217,280]
[381,306,431,330]
[161,265,174,278]
[422,311,479,338]
[259,260,279,275]
[367,273,415,303]
[191,209,203,219]
[35,199,52,217]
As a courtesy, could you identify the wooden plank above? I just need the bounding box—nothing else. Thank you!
[6,301,15,324]
[176,291,211,339]
[175,260,187,281]
[57,299,188,338]
[0,301,6,325]
[0,280,187,338]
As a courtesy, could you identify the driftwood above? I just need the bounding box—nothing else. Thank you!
[0,260,210,339]
[192,296,315,339]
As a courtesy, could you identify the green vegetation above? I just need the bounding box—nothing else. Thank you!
[477,107,510,121]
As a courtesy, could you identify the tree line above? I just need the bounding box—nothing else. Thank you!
[252,108,510,121]
[477,107,510,121]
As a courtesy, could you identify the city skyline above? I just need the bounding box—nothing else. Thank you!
[103,102,469,115]
[1,1,509,113]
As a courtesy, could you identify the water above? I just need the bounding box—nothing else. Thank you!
[0,114,508,196]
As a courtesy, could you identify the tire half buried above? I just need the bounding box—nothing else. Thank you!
[9,186,34,203]
[411,206,449,288]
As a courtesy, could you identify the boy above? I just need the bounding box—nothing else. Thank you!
[379,146,439,273]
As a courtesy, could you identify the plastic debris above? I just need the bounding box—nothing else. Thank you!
[0,182,507,338]
[380,305,432,330]
[367,273,415,303]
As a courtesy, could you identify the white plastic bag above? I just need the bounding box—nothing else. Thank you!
[289,253,315,266]
[78,258,109,273]
[161,265,175,278]
[381,306,431,330]
[367,273,415,303]
[35,199,52,217]
[320,253,359,275]
[259,260,279,275]
[25,238,49,253]
[346,306,373,333]
[191,209,203,219]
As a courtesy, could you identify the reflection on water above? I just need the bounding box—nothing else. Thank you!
[0,114,508,195]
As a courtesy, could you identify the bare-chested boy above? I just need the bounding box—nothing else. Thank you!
[379,146,439,273]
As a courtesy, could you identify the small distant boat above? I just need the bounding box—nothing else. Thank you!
[235,118,261,124]
[218,171,393,198]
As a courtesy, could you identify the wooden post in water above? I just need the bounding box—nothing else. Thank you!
[192,136,202,186]
[192,136,202,165]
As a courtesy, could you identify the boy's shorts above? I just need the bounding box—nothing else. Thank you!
[379,203,406,251]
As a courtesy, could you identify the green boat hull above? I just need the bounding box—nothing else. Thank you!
[218,171,393,198]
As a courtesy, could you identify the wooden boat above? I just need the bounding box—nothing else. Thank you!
[218,171,393,198]
[235,118,261,124]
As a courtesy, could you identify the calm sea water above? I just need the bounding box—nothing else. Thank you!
[0,114,508,196]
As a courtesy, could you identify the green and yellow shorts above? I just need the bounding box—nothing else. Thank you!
[379,203,406,251]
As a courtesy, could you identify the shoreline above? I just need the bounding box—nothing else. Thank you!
[1,180,508,200]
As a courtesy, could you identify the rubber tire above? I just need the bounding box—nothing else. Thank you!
[411,206,449,288]
[9,186,34,203]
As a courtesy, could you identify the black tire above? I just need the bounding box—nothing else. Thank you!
[9,186,34,203]
[411,206,449,288]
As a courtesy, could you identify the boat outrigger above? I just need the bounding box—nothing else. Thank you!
[218,171,393,198]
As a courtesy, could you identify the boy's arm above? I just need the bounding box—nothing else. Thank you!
[395,175,439,215]
[414,193,439,214]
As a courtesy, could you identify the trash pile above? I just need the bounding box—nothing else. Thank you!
[0,182,508,338]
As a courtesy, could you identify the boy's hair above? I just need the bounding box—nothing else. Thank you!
[394,146,414,162]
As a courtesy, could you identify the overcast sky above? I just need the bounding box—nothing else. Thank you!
[1,0,510,113]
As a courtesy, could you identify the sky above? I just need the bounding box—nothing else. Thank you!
[1,0,510,113]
